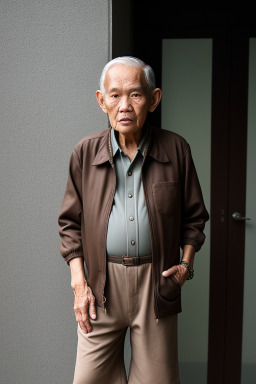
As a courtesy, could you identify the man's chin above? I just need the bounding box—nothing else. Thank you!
[113,122,141,133]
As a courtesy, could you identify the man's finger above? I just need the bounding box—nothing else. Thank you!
[83,319,93,333]
[78,311,93,333]
[78,321,88,334]
[79,320,93,334]
[89,295,97,320]
[162,266,177,277]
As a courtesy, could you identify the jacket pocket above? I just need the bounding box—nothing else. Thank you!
[152,181,179,216]
[159,274,181,302]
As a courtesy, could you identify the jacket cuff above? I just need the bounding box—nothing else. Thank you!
[180,238,202,252]
[64,252,84,266]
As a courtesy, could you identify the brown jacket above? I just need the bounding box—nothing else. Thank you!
[58,124,209,319]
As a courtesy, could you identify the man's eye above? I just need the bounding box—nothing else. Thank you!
[132,93,140,98]
[111,94,118,98]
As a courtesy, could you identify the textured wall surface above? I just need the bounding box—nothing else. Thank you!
[0,1,110,383]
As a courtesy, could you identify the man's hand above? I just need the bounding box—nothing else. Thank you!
[69,257,96,334]
[162,264,189,287]
[72,282,96,334]
[162,244,196,287]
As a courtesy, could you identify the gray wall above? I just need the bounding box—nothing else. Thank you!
[0,1,111,383]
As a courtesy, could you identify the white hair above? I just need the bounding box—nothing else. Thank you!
[99,56,156,95]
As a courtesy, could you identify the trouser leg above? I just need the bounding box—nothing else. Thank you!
[72,318,127,384]
[127,263,180,384]
[72,262,129,384]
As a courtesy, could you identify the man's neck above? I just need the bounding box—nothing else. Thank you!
[116,125,147,153]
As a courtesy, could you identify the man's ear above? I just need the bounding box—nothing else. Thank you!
[96,90,108,114]
[148,88,162,112]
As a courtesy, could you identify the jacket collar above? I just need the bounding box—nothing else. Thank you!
[92,123,170,166]
[148,125,170,163]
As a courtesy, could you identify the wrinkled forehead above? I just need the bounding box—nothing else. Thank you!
[104,64,147,90]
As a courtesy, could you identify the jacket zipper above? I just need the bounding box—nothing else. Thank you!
[141,139,160,321]
[141,170,159,320]
[101,131,117,315]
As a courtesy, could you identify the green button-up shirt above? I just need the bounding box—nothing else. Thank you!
[106,126,152,257]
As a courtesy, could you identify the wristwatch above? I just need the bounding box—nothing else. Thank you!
[180,260,194,280]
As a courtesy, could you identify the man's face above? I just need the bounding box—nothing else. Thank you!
[97,64,153,135]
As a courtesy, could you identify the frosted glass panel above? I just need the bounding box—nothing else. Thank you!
[241,38,256,384]
[162,39,212,383]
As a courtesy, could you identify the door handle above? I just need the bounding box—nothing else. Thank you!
[232,212,251,221]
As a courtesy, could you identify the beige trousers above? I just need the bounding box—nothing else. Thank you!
[72,261,180,384]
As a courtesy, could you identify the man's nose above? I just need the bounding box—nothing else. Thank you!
[119,96,133,112]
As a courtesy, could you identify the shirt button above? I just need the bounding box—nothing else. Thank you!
[131,240,135,245]
[128,193,133,198]
[129,216,134,221]
[128,170,132,176]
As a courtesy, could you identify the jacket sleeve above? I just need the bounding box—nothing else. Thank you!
[58,148,84,266]
[180,144,210,252]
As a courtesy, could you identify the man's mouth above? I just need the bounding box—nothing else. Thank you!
[119,118,133,122]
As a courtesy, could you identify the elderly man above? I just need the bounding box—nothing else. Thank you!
[58,56,209,384]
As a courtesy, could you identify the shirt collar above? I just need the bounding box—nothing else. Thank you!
[92,124,170,166]
[110,125,149,158]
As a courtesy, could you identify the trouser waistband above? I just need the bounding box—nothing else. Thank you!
[107,254,152,266]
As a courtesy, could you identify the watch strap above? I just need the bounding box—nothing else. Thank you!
[180,260,194,280]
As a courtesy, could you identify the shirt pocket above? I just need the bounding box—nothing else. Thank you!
[152,181,180,216]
